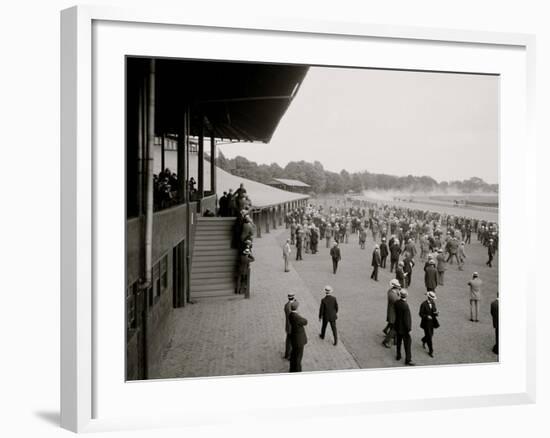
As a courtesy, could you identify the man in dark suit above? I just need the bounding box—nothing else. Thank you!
[396,261,406,288]
[403,253,415,287]
[236,248,254,295]
[394,289,415,365]
[419,291,439,358]
[319,285,339,345]
[380,238,389,268]
[389,240,401,273]
[487,238,496,267]
[370,245,381,281]
[491,296,499,354]
[329,241,342,274]
[382,279,401,348]
[284,293,297,360]
[289,300,308,372]
[424,259,438,292]
[218,191,228,216]
[295,225,303,261]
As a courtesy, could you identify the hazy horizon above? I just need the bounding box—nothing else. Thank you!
[218,66,499,185]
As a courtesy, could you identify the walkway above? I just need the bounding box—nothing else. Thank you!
[158,228,359,379]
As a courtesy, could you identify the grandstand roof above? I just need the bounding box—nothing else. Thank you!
[127,58,309,143]
[269,178,311,188]
[187,154,309,208]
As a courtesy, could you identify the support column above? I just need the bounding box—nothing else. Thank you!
[137,79,144,215]
[177,110,187,204]
[256,211,262,238]
[210,135,216,195]
[143,58,155,288]
[185,107,191,304]
[265,209,270,233]
[161,135,165,173]
[198,118,204,198]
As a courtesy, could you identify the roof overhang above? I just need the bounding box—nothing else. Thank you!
[127,57,309,143]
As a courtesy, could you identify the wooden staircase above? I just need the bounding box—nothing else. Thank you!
[190,217,239,299]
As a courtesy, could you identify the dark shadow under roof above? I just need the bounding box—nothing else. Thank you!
[127,57,309,143]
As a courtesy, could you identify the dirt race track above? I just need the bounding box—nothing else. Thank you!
[355,195,498,223]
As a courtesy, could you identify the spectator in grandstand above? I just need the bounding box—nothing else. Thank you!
[218,191,229,216]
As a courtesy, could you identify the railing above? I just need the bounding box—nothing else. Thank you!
[198,192,217,215]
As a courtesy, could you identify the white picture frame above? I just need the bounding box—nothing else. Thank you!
[60,5,536,433]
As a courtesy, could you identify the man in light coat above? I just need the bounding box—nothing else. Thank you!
[283,239,291,272]
[468,272,483,322]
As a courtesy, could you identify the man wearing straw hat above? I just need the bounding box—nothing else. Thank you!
[319,285,339,346]
[419,291,440,358]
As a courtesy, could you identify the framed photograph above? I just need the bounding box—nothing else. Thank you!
[61,5,536,433]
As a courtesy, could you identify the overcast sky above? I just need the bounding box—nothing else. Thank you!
[218,66,499,184]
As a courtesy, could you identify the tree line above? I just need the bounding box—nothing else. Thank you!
[215,152,498,194]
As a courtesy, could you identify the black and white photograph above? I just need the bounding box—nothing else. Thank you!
[125,57,499,380]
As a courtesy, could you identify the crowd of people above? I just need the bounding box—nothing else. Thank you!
[152,170,208,211]
[153,168,179,211]
[282,199,499,371]
[224,184,257,295]
[218,183,253,217]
